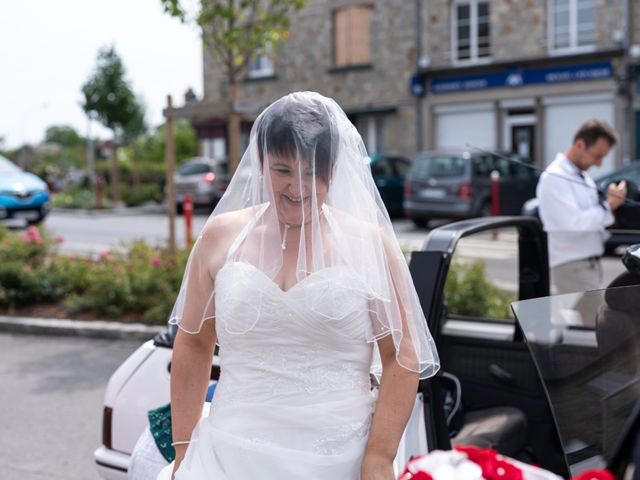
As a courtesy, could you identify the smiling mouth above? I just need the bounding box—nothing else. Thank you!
[282,194,310,205]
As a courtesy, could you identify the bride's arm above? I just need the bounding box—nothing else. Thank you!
[361,334,419,480]
[170,321,217,477]
[169,219,230,478]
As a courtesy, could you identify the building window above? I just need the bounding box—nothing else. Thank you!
[355,116,384,153]
[333,5,372,67]
[247,53,274,78]
[550,0,595,51]
[452,0,491,63]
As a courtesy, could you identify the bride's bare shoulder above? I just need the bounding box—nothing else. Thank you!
[197,205,262,244]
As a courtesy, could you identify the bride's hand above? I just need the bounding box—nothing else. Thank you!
[360,453,395,480]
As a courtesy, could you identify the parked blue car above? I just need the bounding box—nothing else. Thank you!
[0,155,50,224]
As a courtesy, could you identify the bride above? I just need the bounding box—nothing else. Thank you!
[159,91,439,480]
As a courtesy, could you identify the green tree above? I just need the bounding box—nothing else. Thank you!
[81,46,145,201]
[44,125,83,148]
[138,120,196,165]
[160,0,307,173]
[122,99,148,186]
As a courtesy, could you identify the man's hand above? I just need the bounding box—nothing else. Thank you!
[360,452,395,480]
[607,180,627,211]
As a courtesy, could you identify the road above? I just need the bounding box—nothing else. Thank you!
[0,332,141,480]
[36,210,627,289]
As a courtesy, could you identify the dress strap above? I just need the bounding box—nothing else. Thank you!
[226,203,270,261]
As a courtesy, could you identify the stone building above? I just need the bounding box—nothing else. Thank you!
[175,0,423,162]
[176,0,640,173]
[417,0,640,174]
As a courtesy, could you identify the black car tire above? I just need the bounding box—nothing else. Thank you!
[27,208,48,225]
[412,217,430,229]
[176,202,183,215]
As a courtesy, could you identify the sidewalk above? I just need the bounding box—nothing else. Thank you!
[0,315,164,341]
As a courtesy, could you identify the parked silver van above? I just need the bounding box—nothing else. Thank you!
[404,149,537,228]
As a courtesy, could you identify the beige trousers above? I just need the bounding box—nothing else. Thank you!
[551,257,603,295]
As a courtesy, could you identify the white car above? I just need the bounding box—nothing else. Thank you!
[94,324,425,479]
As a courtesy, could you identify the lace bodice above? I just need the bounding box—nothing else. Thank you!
[205,261,376,455]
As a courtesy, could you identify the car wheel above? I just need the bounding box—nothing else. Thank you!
[176,202,183,215]
[27,208,48,225]
[412,217,429,229]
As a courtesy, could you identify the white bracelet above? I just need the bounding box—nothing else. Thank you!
[171,440,190,446]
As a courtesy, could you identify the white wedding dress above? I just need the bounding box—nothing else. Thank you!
[159,260,377,480]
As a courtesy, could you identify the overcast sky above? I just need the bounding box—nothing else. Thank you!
[0,0,202,149]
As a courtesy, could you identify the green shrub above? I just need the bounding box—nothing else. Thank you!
[121,183,163,206]
[0,227,190,322]
[63,241,190,323]
[51,188,113,209]
[444,260,515,320]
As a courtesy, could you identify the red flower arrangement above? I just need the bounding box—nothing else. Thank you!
[455,446,523,480]
[398,446,615,480]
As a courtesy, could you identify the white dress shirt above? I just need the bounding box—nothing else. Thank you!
[536,153,614,268]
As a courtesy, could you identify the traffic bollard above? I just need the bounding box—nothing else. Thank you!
[491,170,500,240]
[184,194,194,245]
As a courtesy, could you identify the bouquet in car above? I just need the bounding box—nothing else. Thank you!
[398,445,614,480]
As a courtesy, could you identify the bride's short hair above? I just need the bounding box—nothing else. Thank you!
[255,93,336,184]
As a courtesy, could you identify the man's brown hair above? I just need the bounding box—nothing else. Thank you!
[573,119,618,148]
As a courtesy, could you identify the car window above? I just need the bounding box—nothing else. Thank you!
[393,158,411,177]
[598,164,640,187]
[472,155,493,177]
[412,155,467,178]
[178,163,212,175]
[492,157,511,177]
[216,162,230,175]
[443,227,519,327]
[510,161,535,179]
[513,286,640,471]
[371,158,394,177]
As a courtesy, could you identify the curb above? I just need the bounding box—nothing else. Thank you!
[0,315,165,341]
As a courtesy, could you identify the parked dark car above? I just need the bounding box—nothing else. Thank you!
[0,155,50,224]
[404,149,538,227]
[174,157,230,212]
[369,154,411,216]
[522,161,640,253]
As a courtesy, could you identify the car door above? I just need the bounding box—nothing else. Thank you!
[488,156,537,215]
[408,217,568,475]
[390,156,411,214]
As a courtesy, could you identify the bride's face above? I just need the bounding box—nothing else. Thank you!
[268,155,328,226]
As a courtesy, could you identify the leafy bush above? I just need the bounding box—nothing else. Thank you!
[444,260,515,321]
[51,188,112,209]
[0,225,190,323]
[121,183,163,206]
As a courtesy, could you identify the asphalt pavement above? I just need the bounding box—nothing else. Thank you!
[0,332,141,480]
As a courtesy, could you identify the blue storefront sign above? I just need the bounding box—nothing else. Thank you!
[410,74,426,97]
[430,61,613,94]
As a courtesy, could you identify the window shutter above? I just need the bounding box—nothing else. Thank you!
[350,6,371,65]
[334,9,350,66]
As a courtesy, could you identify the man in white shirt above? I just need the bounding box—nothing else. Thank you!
[537,119,627,294]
